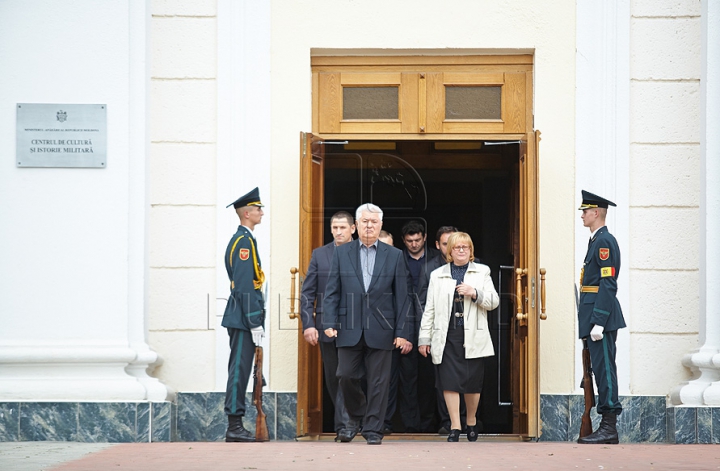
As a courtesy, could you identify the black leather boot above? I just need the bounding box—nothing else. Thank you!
[577,413,619,444]
[225,415,254,442]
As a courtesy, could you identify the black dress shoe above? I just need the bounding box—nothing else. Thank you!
[338,426,360,443]
[438,426,450,435]
[466,424,479,442]
[365,432,383,445]
[447,429,461,442]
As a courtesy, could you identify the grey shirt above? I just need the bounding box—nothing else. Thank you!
[359,239,379,291]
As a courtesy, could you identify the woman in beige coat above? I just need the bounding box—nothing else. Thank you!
[418,232,499,442]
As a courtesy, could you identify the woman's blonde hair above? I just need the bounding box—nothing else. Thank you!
[445,231,474,263]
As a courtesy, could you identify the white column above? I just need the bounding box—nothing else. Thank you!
[0,0,168,401]
[575,0,631,394]
[670,0,720,406]
[216,0,272,390]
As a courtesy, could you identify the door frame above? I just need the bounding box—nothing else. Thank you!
[296,54,541,439]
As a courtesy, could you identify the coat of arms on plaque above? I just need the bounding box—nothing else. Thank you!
[56,110,67,122]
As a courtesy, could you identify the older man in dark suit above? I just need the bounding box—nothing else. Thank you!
[299,211,355,439]
[324,203,411,445]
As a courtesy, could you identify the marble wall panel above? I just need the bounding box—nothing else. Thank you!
[76,403,138,442]
[176,392,225,441]
[137,403,150,443]
[697,407,712,444]
[617,396,643,443]
[539,395,569,441]
[671,407,696,444]
[152,402,173,442]
[666,407,675,443]
[19,403,77,441]
[640,396,666,443]
[276,392,297,440]
[0,403,19,441]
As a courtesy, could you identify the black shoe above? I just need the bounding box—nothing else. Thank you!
[466,424,479,442]
[447,429,461,442]
[438,426,450,435]
[365,432,383,445]
[338,425,360,443]
[382,425,393,435]
[225,415,254,442]
[578,413,619,445]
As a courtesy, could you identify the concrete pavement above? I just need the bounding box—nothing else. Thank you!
[2,440,719,471]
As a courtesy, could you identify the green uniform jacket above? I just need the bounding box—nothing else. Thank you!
[222,225,265,331]
[577,226,626,338]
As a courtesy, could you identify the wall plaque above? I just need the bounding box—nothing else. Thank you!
[16,103,107,168]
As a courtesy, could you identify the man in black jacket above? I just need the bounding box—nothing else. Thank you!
[383,220,439,433]
[299,211,355,439]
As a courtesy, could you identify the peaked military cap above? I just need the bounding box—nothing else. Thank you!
[227,187,264,209]
[578,190,616,210]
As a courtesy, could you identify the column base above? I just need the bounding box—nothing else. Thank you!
[0,344,169,401]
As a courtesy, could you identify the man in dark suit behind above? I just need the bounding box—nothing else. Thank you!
[384,220,440,433]
[299,211,355,439]
[324,203,411,445]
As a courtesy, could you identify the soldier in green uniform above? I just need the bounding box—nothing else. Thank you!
[577,190,626,445]
[222,187,266,442]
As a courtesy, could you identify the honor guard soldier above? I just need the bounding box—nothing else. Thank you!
[577,190,626,444]
[222,187,266,442]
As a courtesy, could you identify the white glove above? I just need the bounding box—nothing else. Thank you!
[251,326,265,346]
[590,325,604,341]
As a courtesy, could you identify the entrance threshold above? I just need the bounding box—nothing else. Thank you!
[296,434,532,442]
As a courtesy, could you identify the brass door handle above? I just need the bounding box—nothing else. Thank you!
[289,267,298,319]
[540,268,547,320]
[515,268,527,321]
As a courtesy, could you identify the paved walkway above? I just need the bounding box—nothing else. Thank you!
[2,441,719,471]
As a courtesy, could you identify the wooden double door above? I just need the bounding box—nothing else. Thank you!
[293,131,544,439]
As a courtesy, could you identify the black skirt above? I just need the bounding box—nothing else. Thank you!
[436,320,485,394]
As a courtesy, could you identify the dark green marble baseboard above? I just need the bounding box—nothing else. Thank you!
[539,394,720,444]
[2,394,717,443]
[0,392,296,443]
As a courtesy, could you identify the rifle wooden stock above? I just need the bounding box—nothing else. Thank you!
[253,346,270,442]
[579,338,595,439]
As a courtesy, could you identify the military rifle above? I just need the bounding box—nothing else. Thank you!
[579,337,595,440]
[253,346,270,442]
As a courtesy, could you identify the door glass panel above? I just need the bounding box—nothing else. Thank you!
[445,86,501,119]
[343,87,399,119]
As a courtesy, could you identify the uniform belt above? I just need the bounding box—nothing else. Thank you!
[580,286,599,293]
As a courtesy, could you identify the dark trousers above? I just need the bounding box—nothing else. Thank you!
[319,340,350,432]
[337,335,393,435]
[385,348,421,431]
[588,329,622,415]
[224,328,255,416]
[416,350,438,432]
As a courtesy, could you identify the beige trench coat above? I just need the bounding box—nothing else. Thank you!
[418,262,500,365]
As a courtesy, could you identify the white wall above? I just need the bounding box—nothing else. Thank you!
[268,0,578,392]
[0,0,166,400]
[628,0,701,394]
